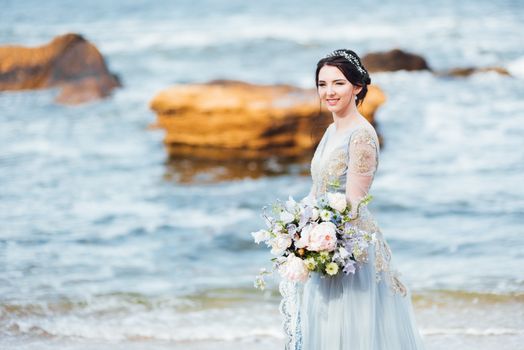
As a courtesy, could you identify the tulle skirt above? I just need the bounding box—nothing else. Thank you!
[297,247,426,350]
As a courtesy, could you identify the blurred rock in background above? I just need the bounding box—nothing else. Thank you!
[150,80,385,160]
[0,33,121,105]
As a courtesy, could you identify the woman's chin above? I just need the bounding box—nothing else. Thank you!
[326,105,342,113]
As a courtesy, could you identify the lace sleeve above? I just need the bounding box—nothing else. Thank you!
[345,128,379,215]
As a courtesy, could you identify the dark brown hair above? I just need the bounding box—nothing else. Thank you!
[310,50,372,147]
[315,49,371,106]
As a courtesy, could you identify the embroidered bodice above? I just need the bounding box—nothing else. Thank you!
[310,122,380,205]
[307,121,407,296]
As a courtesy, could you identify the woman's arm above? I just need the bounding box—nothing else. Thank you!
[345,129,378,215]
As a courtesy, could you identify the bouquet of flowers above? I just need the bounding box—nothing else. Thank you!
[251,192,374,290]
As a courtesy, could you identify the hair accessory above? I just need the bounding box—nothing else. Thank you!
[325,49,367,75]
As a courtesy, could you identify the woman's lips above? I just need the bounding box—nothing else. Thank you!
[326,98,339,106]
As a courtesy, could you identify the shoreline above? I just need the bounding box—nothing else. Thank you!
[2,290,522,350]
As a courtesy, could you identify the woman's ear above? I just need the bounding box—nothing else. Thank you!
[354,86,363,95]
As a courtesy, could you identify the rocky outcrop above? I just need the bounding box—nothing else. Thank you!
[362,49,431,72]
[438,66,511,77]
[0,33,120,104]
[361,48,511,77]
[150,80,386,162]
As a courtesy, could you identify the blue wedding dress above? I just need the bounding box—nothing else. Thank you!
[279,121,426,350]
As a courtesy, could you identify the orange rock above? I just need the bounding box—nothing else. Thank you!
[360,85,386,126]
[0,33,120,104]
[150,80,386,161]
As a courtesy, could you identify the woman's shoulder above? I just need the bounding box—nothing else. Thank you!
[349,121,380,150]
[327,116,379,150]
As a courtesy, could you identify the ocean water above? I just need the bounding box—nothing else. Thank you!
[1,0,524,349]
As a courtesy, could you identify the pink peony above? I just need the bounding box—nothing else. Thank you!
[294,223,314,249]
[278,253,309,282]
[308,222,337,252]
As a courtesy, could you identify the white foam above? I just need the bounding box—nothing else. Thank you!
[507,56,524,79]
[5,303,284,342]
[422,327,523,336]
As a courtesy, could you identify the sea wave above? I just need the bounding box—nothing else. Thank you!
[1,288,522,341]
[423,327,523,336]
[507,55,524,78]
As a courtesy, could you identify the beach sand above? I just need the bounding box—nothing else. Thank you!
[3,334,521,350]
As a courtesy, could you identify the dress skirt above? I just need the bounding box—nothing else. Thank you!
[296,247,426,350]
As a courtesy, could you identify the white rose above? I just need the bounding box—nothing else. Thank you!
[251,229,270,244]
[278,253,309,282]
[327,192,347,213]
[270,234,292,256]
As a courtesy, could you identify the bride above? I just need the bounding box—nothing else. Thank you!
[281,49,426,350]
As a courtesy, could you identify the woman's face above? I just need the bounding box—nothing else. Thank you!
[317,65,361,114]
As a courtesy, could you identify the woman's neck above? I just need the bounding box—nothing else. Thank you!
[332,104,362,132]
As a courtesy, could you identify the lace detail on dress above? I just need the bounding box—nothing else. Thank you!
[308,125,407,298]
[352,208,408,297]
[311,148,346,195]
[349,129,378,177]
[373,229,408,297]
[279,280,303,350]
